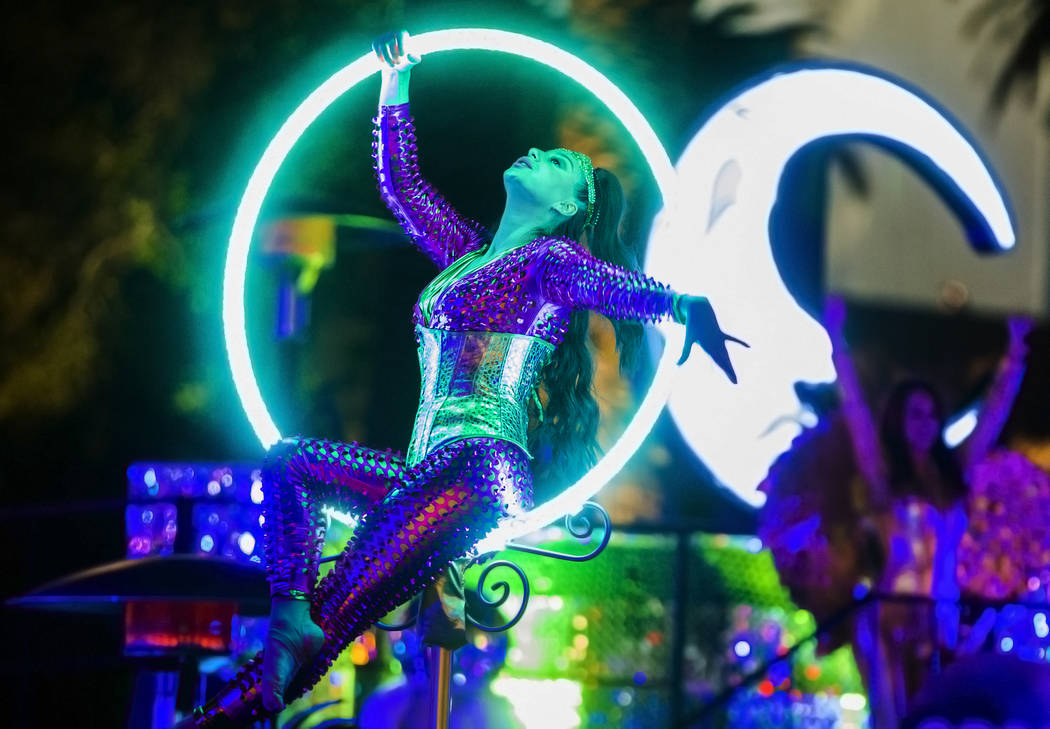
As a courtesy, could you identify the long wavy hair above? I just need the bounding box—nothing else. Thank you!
[879,379,966,503]
[526,168,644,491]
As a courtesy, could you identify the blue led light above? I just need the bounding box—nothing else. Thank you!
[250,480,264,505]
[238,531,256,555]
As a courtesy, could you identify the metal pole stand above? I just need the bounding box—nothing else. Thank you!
[427,646,453,729]
[366,501,612,729]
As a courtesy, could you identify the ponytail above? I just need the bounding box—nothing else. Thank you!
[529,168,643,490]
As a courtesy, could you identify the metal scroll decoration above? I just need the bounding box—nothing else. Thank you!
[318,501,611,633]
[502,500,612,562]
[464,560,531,633]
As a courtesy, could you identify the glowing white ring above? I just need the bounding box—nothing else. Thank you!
[223,29,686,553]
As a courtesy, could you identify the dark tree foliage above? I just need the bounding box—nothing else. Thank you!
[964,0,1050,121]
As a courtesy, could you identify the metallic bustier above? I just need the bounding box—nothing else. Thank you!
[406,326,555,467]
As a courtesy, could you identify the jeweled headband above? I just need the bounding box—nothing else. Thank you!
[554,148,598,228]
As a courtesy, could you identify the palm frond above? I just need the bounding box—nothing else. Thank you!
[964,0,1050,117]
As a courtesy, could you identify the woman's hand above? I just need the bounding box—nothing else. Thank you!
[260,597,325,712]
[372,30,420,72]
[677,295,748,383]
[374,30,420,107]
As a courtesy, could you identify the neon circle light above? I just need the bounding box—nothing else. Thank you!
[223,29,687,553]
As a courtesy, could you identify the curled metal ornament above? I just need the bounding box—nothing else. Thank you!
[369,562,531,634]
[504,501,611,562]
[466,560,530,633]
[280,700,350,729]
[327,501,609,634]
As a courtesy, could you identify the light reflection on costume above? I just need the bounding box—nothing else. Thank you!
[190,103,685,726]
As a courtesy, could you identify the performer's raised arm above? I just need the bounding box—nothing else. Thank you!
[825,295,890,507]
[959,315,1032,472]
[540,237,678,323]
[540,236,746,383]
[372,31,487,268]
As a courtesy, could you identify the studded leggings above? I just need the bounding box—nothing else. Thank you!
[192,436,532,726]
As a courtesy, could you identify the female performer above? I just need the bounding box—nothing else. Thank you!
[185,31,744,727]
[825,294,1031,724]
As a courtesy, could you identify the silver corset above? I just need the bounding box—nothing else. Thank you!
[406,326,555,467]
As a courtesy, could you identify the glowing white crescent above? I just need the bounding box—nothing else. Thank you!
[646,67,1014,506]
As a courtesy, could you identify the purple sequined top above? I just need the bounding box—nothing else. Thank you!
[373,103,680,463]
[373,103,680,342]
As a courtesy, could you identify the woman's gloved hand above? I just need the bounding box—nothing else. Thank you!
[677,295,748,384]
[372,29,420,72]
[373,30,420,107]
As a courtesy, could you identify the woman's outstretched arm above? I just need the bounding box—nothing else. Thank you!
[825,295,889,506]
[372,31,487,268]
[959,316,1032,472]
[539,238,745,382]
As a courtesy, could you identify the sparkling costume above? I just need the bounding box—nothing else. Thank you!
[192,103,681,726]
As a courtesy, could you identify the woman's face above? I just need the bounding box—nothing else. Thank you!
[503,147,585,221]
[902,389,940,453]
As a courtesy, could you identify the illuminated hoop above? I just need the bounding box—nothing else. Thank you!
[223,29,687,553]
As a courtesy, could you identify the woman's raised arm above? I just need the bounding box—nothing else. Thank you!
[372,31,487,268]
[539,238,677,323]
[539,238,744,382]
[959,316,1032,472]
[825,295,889,506]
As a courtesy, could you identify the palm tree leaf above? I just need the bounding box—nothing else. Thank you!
[988,4,1050,111]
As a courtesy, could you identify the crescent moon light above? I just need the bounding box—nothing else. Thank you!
[646,66,1014,506]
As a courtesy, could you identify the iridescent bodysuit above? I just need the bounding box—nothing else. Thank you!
[194,103,681,725]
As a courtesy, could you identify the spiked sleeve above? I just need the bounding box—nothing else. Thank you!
[373,103,487,268]
[539,238,680,323]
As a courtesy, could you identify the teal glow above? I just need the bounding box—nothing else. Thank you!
[224,29,683,552]
[322,505,359,529]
